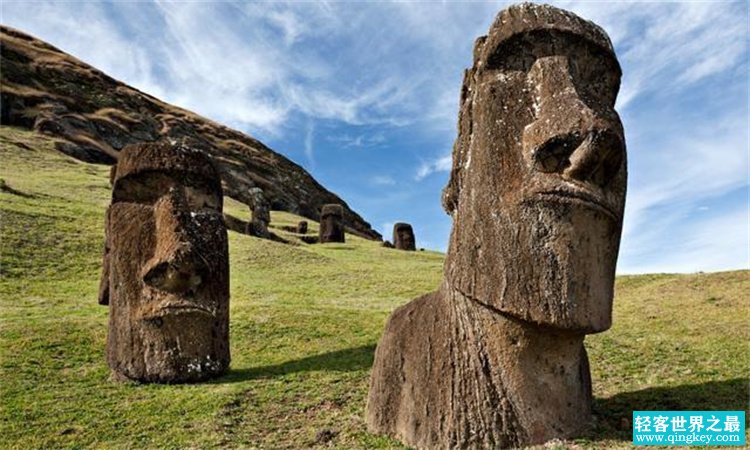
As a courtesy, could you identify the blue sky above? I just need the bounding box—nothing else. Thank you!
[2,1,748,274]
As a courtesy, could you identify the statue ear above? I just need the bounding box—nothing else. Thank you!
[442,68,476,215]
[109,164,117,186]
[441,177,458,215]
[98,207,111,306]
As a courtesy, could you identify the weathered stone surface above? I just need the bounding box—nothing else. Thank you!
[297,220,308,234]
[99,141,230,383]
[319,204,345,243]
[392,223,416,251]
[0,25,382,241]
[381,240,394,249]
[246,187,270,238]
[367,3,626,448]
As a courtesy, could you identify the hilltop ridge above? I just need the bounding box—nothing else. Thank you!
[0,25,382,240]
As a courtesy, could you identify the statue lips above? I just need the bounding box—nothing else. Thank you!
[534,188,620,222]
[139,299,216,321]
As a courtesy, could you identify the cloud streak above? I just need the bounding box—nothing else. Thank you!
[415,155,452,181]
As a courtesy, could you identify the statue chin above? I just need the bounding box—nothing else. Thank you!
[516,199,619,333]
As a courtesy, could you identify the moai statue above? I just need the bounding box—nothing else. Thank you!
[319,204,345,243]
[297,220,308,234]
[247,187,270,238]
[392,223,416,251]
[98,141,230,383]
[366,4,626,448]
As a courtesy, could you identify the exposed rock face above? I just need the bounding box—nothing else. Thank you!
[99,141,230,383]
[392,222,416,251]
[297,220,308,234]
[246,187,271,238]
[367,3,626,448]
[0,25,381,241]
[319,204,345,243]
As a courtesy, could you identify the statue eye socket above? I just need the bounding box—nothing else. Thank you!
[113,173,220,211]
[567,51,619,107]
[184,186,221,212]
[112,173,175,205]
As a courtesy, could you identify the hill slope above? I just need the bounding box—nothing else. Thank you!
[1,127,748,448]
[0,25,381,240]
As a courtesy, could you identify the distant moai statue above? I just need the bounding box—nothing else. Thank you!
[247,187,270,238]
[366,4,627,448]
[98,141,230,383]
[381,240,394,249]
[297,220,308,234]
[392,223,416,251]
[319,204,345,243]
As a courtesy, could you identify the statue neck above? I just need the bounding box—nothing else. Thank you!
[441,282,593,442]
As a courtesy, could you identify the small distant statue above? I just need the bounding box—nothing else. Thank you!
[247,187,270,238]
[99,141,230,383]
[319,204,345,243]
[367,4,627,448]
[392,223,416,251]
[297,220,308,234]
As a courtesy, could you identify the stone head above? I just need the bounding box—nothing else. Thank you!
[249,187,270,223]
[100,141,230,382]
[442,3,626,333]
[319,203,345,243]
[393,222,416,251]
[248,187,270,237]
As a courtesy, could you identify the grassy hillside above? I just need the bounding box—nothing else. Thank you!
[1,126,748,449]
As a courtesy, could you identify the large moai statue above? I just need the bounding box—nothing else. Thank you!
[319,204,345,243]
[392,222,416,251]
[98,141,230,383]
[247,187,271,238]
[366,4,626,448]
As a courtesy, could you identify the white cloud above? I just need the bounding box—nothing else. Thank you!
[304,121,315,167]
[267,10,306,46]
[619,205,749,274]
[622,115,748,242]
[561,1,748,111]
[371,175,396,186]
[282,77,419,126]
[416,154,452,181]
[327,132,386,149]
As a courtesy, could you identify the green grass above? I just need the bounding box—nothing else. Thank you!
[1,126,748,449]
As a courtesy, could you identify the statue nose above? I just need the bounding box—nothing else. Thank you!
[562,129,624,187]
[523,56,624,188]
[142,188,204,294]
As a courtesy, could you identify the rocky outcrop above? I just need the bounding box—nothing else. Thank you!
[0,25,381,240]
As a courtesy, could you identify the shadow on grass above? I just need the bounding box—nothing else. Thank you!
[589,378,749,441]
[213,344,376,384]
